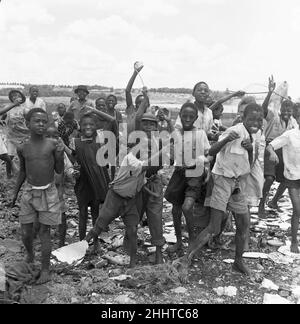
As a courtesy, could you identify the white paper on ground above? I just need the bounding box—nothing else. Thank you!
[243,252,269,260]
[52,241,89,265]
[261,279,279,291]
[263,293,291,304]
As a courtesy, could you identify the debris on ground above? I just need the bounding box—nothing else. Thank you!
[213,286,237,297]
[263,293,291,304]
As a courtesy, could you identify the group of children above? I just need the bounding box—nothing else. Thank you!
[1,65,300,284]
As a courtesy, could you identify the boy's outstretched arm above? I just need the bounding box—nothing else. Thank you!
[89,109,115,122]
[0,100,22,116]
[54,138,65,174]
[135,90,150,129]
[209,91,246,111]
[262,76,276,118]
[209,131,240,156]
[125,63,144,110]
[266,144,279,164]
[11,148,26,206]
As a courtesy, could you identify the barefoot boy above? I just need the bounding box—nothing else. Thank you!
[165,102,211,255]
[12,108,64,284]
[267,104,300,253]
[187,103,262,276]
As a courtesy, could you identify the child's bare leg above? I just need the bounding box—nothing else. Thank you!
[167,205,183,254]
[0,154,13,178]
[268,183,287,210]
[209,211,227,249]
[182,197,196,246]
[91,201,100,254]
[79,205,88,241]
[58,213,67,248]
[187,208,223,264]
[21,223,35,264]
[232,211,251,276]
[126,225,138,268]
[259,176,274,218]
[33,221,40,239]
[289,188,300,254]
[37,224,51,285]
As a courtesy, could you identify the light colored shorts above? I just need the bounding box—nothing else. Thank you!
[205,174,248,214]
[0,134,7,155]
[19,182,61,226]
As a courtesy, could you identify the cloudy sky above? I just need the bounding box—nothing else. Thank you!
[0,0,300,96]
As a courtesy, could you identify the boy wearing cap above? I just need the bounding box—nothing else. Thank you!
[267,104,300,253]
[68,85,95,121]
[0,90,29,159]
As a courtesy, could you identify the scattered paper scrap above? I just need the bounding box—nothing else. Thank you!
[213,286,237,297]
[243,252,269,260]
[263,293,291,304]
[52,241,89,265]
[261,279,279,291]
[103,252,130,266]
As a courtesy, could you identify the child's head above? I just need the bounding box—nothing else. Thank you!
[29,86,39,99]
[46,126,59,140]
[238,96,256,118]
[192,82,210,104]
[96,97,107,112]
[25,108,49,135]
[280,100,293,122]
[210,102,224,120]
[293,103,300,127]
[80,114,97,138]
[242,103,262,134]
[57,103,66,117]
[180,102,198,130]
[106,95,117,110]
[141,113,158,136]
[63,111,75,127]
[135,95,145,110]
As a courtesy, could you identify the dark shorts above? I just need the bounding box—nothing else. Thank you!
[164,168,206,206]
[285,179,300,189]
[94,189,140,233]
[264,147,285,183]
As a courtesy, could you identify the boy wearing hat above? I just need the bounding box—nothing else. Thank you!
[68,85,95,121]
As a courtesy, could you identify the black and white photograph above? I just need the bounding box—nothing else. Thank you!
[0,0,300,307]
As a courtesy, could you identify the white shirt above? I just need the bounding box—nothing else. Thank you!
[24,98,47,112]
[213,123,252,178]
[271,128,300,180]
[175,106,213,134]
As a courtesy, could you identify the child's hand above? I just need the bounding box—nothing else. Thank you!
[234,91,246,98]
[55,138,65,153]
[13,97,22,106]
[268,75,276,93]
[225,131,240,143]
[241,139,253,152]
[134,61,144,73]
[269,151,279,164]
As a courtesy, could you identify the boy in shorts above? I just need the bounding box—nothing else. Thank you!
[267,104,300,253]
[165,102,211,255]
[11,108,64,284]
[187,103,262,276]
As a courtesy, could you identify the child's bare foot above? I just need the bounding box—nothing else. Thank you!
[291,243,300,254]
[267,201,283,213]
[167,243,184,256]
[232,260,251,276]
[258,208,267,219]
[92,241,100,255]
[129,257,137,269]
[36,270,51,285]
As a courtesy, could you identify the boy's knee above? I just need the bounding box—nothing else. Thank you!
[182,199,195,214]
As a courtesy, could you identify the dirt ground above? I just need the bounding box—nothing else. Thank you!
[1,167,300,305]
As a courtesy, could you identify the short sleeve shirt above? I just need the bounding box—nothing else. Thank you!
[213,123,252,178]
[271,128,300,180]
[24,98,47,112]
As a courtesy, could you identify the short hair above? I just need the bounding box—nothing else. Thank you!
[57,103,66,108]
[79,112,96,125]
[243,103,262,118]
[96,96,106,104]
[106,95,117,103]
[135,95,144,105]
[63,111,75,120]
[180,102,198,116]
[25,108,48,122]
[192,82,209,95]
[29,86,39,93]
[293,103,300,115]
[281,99,293,109]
